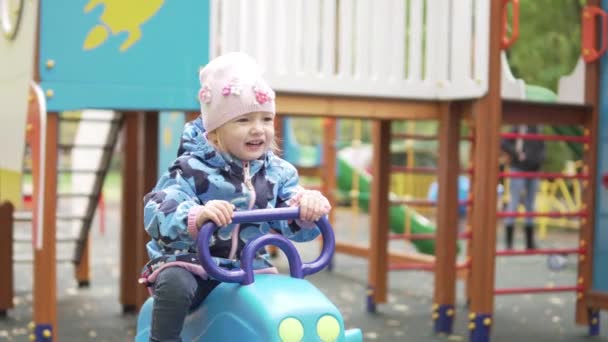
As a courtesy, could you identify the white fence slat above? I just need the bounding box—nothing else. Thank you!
[273,0,287,74]
[303,0,321,74]
[354,0,370,78]
[408,0,424,82]
[370,0,391,80]
[253,0,267,64]
[210,0,219,59]
[450,0,473,85]
[337,0,354,78]
[427,1,450,86]
[238,0,249,52]
[220,0,239,53]
[290,0,304,74]
[390,0,406,81]
[321,0,337,76]
[474,0,490,89]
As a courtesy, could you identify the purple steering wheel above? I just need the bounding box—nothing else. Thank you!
[197,207,334,285]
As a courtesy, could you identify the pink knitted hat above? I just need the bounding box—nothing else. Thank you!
[198,52,276,132]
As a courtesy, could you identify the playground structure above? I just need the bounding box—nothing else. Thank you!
[0,1,607,342]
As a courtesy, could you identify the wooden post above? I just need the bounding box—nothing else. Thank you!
[185,111,200,122]
[367,120,391,312]
[0,202,14,316]
[321,118,337,225]
[464,115,477,307]
[33,112,59,339]
[468,0,503,340]
[433,102,462,334]
[75,237,91,287]
[120,111,159,312]
[120,112,139,313]
[274,115,283,147]
[576,0,601,328]
[136,112,159,308]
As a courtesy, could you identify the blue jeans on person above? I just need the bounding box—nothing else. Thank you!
[504,167,539,226]
[504,167,540,249]
[150,267,220,342]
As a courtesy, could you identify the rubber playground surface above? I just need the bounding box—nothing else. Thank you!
[1,202,607,341]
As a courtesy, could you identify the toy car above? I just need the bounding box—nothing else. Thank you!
[135,207,362,341]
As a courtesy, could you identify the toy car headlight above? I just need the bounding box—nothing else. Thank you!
[317,315,340,342]
[278,317,304,342]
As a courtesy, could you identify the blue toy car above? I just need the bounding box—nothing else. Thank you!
[135,207,362,341]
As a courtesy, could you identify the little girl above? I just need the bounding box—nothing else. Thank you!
[140,52,331,341]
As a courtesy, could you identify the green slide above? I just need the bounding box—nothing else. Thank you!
[336,154,437,255]
[525,84,583,159]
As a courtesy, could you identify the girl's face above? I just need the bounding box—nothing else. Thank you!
[213,111,275,161]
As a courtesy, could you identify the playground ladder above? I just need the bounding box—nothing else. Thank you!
[14,111,123,266]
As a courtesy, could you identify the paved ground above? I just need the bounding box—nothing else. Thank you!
[1,202,607,341]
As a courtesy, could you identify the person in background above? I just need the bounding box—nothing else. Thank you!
[501,124,545,250]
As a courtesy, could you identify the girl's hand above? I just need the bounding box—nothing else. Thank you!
[298,190,331,222]
[196,200,235,228]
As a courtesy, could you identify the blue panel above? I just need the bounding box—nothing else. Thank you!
[39,0,210,111]
[158,112,186,176]
[599,143,608,216]
[594,251,608,291]
[594,3,608,291]
[593,146,608,290]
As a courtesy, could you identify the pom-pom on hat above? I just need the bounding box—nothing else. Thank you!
[198,52,276,133]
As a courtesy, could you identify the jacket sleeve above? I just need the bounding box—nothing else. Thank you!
[143,157,203,251]
[269,163,321,243]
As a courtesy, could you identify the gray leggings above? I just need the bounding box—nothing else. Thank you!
[150,267,220,342]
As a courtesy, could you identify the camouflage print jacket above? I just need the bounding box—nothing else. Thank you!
[140,119,319,286]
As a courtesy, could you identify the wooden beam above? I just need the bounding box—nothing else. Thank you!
[120,112,139,313]
[74,237,90,287]
[335,242,434,264]
[468,0,503,318]
[136,112,159,308]
[33,112,59,338]
[185,111,199,122]
[0,202,14,315]
[321,118,337,225]
[334,242,469,281]
[295,166,323,178]
[576,0,601,325]
[587,291,608,310]
[464,117,476,306]
[120,111,159,311]
[368,120,391,307]
[432,102,462,330]
[277,94,441,120]
[502,100,591,125]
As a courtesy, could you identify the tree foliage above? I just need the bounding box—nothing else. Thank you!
[507,0,584,91]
